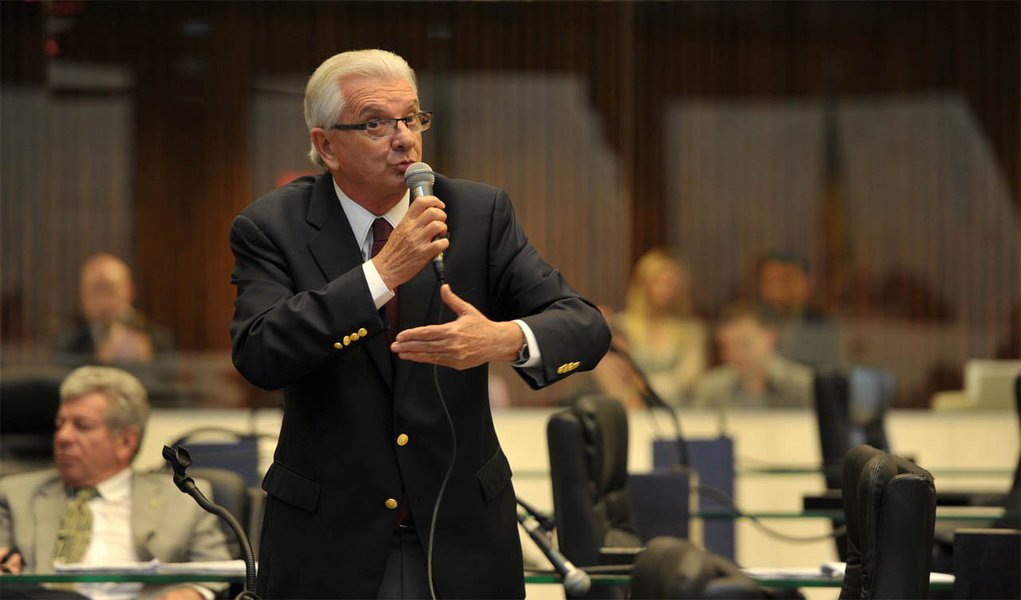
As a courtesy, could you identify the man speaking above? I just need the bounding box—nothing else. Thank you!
[229,49,610,598]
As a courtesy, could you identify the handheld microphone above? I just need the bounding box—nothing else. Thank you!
[404,161,444,282]
[517,511,591,597]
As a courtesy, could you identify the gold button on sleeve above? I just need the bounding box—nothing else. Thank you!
[350,332,360,342]
[343,335,351,346]
[358,328,368,337]
[396,433,409,446]
[385,498,398,510]
[333,342,343,350]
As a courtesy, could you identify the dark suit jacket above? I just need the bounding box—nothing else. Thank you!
[230,173,610,598]
[51,319,180,405]
[52,317,176,363]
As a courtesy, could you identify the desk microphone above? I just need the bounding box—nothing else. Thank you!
[404,162,444,282]
[163,444,259,600]
[609,345,690,468]
[517,511,591,597]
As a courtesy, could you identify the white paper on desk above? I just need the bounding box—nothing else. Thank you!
[820,561,845,577]
[54,559,159,573]
[742,567,834,580]
[820,561,955,584]
[158,560,248,575]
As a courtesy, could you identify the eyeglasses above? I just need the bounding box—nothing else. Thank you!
[331,111,433,139]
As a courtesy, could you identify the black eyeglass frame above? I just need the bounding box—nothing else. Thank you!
[330,111,433,137]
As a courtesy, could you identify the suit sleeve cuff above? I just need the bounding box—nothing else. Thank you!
[362,261,395,310]
[512,319,542,368]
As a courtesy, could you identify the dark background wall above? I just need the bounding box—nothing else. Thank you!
[2,0,1018,407]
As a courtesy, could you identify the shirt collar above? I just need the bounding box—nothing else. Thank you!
[332,178,409,259]
[91,467,133,502]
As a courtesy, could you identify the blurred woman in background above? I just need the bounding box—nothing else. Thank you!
[599,248,708,408]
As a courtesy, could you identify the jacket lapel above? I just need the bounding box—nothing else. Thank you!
[393,261,443,410]
[305,174,394,388]
[32,477,66,570]
[130,473,163,559]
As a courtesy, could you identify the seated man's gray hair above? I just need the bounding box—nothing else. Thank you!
[59,366,150,441]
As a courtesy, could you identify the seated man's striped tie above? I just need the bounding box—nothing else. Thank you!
[53,487,99,564]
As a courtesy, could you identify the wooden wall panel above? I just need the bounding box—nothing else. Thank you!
[1,1,1017,407]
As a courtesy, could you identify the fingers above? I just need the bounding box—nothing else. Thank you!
[407,195,445,220]
[394,324,448,344]
[0,550,22,574]
[440,284,474,316]
[374,195,448,289]
[407,195,447,237]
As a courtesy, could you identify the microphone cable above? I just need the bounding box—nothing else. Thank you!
[426,278,456,600]
[694,484,846,543]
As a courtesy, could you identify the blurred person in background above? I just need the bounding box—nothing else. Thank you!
[754,250,842,369]
[0,366,230,600]
[600,248,708,408]
[692,303,813,408]
[52,254,179,404]
[53,254,175,365]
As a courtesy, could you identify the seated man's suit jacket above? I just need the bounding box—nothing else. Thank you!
[0,469,232,599]
[230,173,611,598]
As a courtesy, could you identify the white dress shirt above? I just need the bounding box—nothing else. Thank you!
[332,179,541,367]
[73,468,213,600]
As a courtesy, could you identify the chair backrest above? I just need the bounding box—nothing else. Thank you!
[630,537,766,599]
[167,427,264,488]
[547,395,641,569]
[814,367,894,490]
[996,374,1021,528]
[840,445,936,600]
[0,374,62,464]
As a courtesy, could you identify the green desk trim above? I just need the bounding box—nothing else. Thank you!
[4,570,953,592]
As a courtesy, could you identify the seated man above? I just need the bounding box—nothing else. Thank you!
[53,254,176,367]
[692,303,813,408]
[0,366,230,600]
[52,254,180,405]
[755,250,842,368]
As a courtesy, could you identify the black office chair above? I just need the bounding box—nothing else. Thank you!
[0,374,63,473]
[814,367,894,489]
[814,367,894,560]
[547,395,642,598]
[840,445,936,599]
[630,537,772,599]
[995,373,1021,528]
[167,427,266,488]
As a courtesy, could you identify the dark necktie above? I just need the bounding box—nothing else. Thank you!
[371,218,399,344]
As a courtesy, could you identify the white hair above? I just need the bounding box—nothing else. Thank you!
[304,49,418,168]
[60,366,150,460]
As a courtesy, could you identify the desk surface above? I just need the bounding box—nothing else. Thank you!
[696,507,1012,522]
[4,569,954,592]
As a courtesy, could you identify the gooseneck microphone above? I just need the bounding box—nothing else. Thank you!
[517,510,592,598]
[404,161,444,283]
[163,445,259,600]
[609,345,691,468]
